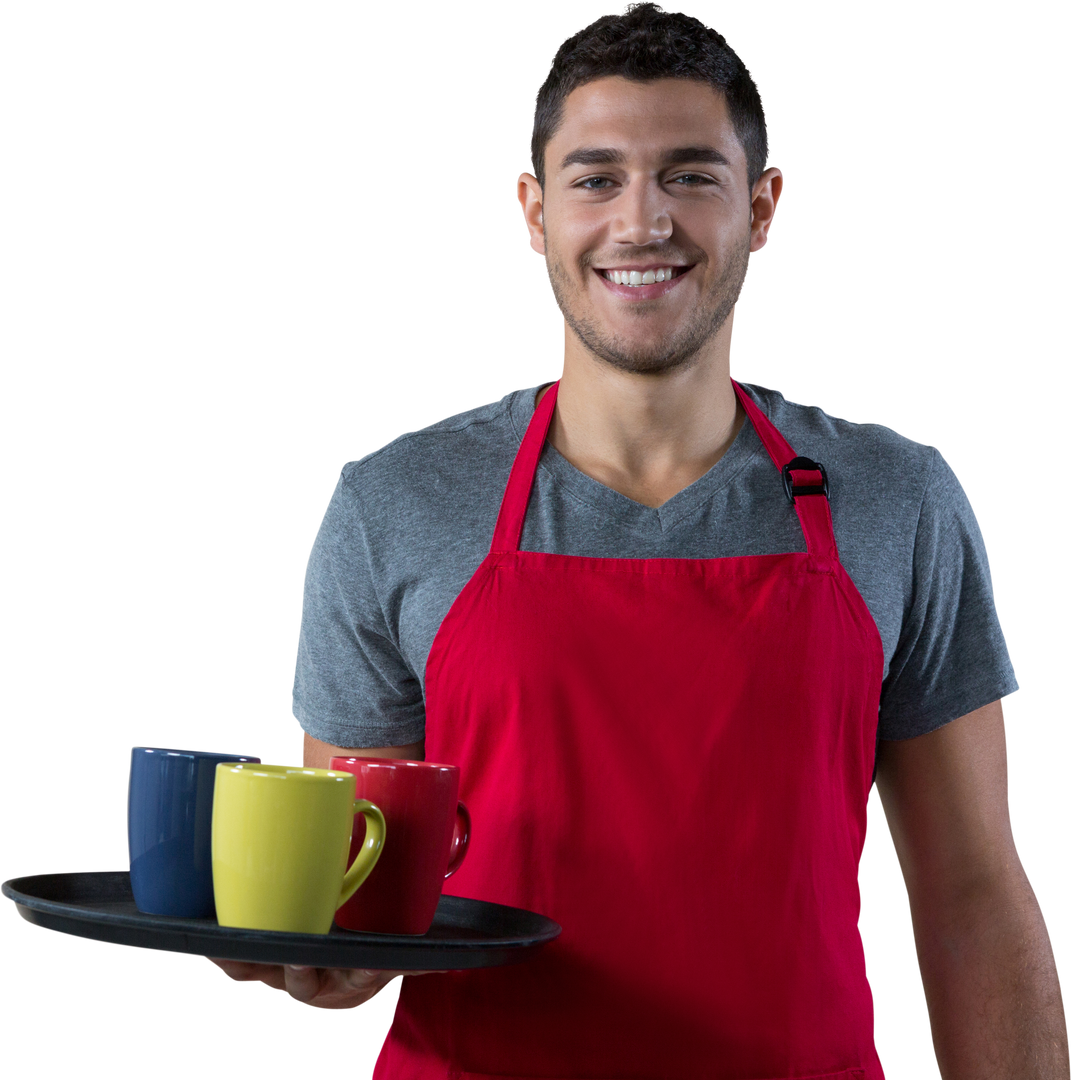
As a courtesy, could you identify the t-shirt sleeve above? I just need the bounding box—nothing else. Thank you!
[292,471,426,748]
[878,449,1018,740]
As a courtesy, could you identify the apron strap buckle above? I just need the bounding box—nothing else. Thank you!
[782,456,830,504]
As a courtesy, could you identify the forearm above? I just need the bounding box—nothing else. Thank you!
[910,868,1068,1079]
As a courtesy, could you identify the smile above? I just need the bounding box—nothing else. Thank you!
[601,266,678,286]
[595,264,692,299]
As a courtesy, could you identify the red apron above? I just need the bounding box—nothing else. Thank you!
[374,381,886,1080]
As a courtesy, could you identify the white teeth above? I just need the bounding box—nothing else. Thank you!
[605,267,676,287]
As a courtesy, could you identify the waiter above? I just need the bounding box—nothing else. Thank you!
[214,5,1068,1078]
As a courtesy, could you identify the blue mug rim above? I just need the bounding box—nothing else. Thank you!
[131,747,259,762]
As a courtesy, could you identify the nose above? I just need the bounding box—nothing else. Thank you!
[610,178,672,246]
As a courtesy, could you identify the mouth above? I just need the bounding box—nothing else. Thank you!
[594,264,693,300]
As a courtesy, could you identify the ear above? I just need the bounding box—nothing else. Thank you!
[518,173,545,255]
[749,167,783,252]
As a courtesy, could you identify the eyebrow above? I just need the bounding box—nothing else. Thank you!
[559,145,731,171]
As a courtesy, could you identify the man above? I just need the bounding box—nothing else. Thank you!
[214,5,1068,1077]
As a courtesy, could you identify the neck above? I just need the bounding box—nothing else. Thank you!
[546,313,744,509]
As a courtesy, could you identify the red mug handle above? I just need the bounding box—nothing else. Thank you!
[444,801,471,878]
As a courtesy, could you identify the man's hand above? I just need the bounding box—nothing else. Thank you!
[208,957,425,1009]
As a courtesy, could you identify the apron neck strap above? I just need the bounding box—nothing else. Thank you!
[734,378,842,570]
[491,379,838,564]
[491,381,559,554]
[732,380,796,466]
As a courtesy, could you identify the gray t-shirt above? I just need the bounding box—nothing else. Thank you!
[293,384,1017,748]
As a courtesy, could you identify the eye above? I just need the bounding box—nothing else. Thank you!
[671,173,715,186]
[578,176,614,190]
[574,173,716,191]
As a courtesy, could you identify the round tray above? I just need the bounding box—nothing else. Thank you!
[3,871,560,970]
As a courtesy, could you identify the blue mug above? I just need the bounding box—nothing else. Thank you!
[128,746,259,918]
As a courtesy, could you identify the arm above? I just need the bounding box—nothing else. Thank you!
[876,699,1068,1078]
[302,733,424,768]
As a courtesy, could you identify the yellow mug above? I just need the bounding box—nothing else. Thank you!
[211,763,385,934]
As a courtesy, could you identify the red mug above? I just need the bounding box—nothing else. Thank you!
[329,757,471,935]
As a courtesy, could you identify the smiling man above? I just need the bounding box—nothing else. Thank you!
[214,5,1068,1078]
[526,71,766,509]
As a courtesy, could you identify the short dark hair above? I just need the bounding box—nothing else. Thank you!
[532,3,767,191]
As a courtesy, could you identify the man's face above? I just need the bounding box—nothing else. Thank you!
[528,77,767,375]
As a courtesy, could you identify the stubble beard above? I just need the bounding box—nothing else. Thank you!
[545,234,751,376]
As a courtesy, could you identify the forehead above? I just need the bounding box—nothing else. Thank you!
[550,76,743,168]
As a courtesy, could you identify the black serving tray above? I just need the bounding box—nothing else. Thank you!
[3,872,560,970]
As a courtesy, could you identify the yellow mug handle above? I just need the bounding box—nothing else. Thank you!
[337,799,386,909]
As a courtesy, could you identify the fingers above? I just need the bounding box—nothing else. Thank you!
[207,957,288,990]
[281,964,324,1003]
[287,965,385,1008]
[208,957,431,1009]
